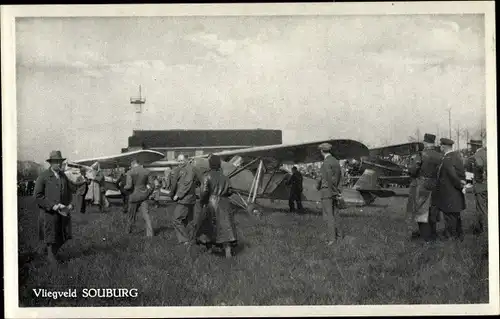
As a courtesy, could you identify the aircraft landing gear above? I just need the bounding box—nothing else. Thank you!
[246,203,262,217]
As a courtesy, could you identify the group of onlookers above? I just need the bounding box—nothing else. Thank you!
[33,150,239,265]
[406,133,487,242]
[18,180,35,196]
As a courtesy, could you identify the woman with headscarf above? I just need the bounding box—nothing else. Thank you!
[197,154,238,258]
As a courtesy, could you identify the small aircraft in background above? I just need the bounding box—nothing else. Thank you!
[66,138,399,215]
[346,142,424,188]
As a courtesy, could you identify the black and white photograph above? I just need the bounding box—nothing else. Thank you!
[2,2,498,318]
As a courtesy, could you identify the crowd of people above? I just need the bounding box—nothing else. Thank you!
[405,134,487,241]
[32,133,487,266]
[33,150,240,265]
[17,180,35,196]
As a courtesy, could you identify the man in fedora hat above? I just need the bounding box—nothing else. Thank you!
[467,138,488,234]
[406,133,443,242]
[34,150,76,265]
[316,142,344,245]
[435,138,467,240]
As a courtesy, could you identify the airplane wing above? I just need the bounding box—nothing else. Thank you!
[73,150,166,169]
[369,142,424,157]
[208,139,369,164]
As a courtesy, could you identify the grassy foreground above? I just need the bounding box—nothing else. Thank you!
[17,192,488,306]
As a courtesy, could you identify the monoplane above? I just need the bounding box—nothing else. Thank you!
[66,139,398,214]
[346,141,424,188]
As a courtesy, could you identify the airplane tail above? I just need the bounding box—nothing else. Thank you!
[353,168,379,190]
[353,168,395,200]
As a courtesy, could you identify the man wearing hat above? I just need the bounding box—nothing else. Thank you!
[406,133,443,241]
[435,138,467,240]
[468,138,488,234]
[316,142,344,245]
[34,151,75,265]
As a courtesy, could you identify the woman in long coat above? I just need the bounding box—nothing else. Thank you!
[197,155,238,258]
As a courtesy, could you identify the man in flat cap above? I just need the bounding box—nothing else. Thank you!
[34,151,75,265]
[406,133,443,242]
[467,138,488,234]
[435,138,466,240]
[316,142,344,245]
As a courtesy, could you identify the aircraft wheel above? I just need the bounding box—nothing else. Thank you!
[247,203,261,217]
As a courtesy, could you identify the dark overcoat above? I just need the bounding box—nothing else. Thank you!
[436,151,466,213]
[34,169,75,245]
[198,169,237,244]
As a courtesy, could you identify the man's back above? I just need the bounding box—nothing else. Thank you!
[172,162,198,205]
[418,148,443,179]
[129,166,151,189]
[318,155,341,198]
[472,147,487,183]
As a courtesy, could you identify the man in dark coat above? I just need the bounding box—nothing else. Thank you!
[34,151,75,265]
[468,139,488,234]
[436,138,466,240]
[198,154,237,258]
[73,167,89,214]
[316,143,343,245]
[170,154,203,245]
[286,166,304,213]
[116,168,130,214]
[94,168,107,213]
[406,133,443,241]
[124,159,155,237]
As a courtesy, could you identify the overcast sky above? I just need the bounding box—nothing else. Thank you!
[16,14,486,163]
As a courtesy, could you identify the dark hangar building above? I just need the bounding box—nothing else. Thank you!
[122,129,283,160]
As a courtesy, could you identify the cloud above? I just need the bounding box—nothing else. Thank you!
[15,15,486,161]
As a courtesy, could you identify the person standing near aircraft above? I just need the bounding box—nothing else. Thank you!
[468,138,487,234]
[116,168,130,214]
[170,154,202,246]
[436,138,467,241]
[73,167,89,214]
[94,166,108,213]
[124,159,155,237]
[316,143,344,245]
[34,151,75,265]
[198,154,238,258]
[286,166,304,213]
[406,133,443,242]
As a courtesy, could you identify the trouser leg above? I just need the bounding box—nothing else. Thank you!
[288,196,295,212]
[139,201,154,237]
[127,202,139,233]
[122,194,129,213]
[321,198,343,241]
[475,190,488,233]
[296,198,303,212]
[173,204,191,243]
[444,212,461,239]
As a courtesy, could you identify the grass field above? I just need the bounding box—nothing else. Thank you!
[17,191,488,306]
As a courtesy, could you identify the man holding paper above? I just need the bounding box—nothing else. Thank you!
[34,150,75,265]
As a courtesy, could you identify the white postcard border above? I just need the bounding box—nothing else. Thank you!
[2,2,498,318]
